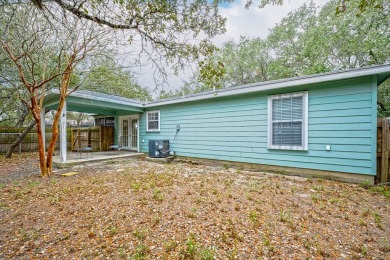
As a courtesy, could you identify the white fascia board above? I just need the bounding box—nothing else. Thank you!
[48,89,144,108]
[144,64,390,108]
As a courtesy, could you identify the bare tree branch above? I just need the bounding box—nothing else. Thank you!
[1,41,32,90]
[52,0,137,29]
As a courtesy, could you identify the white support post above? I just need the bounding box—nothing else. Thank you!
[137,117,140,153]
[40,107,46,153]
[60,101,67,163]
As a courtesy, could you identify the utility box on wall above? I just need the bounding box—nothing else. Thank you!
[148,140,170,158]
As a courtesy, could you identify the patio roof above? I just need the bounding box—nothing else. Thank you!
[43,89,143,116]
[42,90,144,164]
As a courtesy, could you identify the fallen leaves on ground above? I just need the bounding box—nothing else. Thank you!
[0,152,40,180]
[0,155,389,259]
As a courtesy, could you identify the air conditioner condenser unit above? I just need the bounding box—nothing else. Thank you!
[148,140,170,158]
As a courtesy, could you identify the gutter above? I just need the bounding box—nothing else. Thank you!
[47,89,144,108]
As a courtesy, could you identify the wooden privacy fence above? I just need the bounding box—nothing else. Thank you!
[71,126,114,151]
[0,133,70,153]
[377,117,390,184]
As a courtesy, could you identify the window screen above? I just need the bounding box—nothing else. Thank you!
[268,92,308,150]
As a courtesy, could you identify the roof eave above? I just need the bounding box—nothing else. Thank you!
[44,88,145,108]
[145,64,390,108]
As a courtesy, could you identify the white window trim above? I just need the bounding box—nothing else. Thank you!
[267,91,308,151]
[146,110,160,132]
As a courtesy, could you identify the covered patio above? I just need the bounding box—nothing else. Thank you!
[43,89,145,164]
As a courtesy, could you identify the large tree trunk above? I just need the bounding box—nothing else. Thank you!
[45,96,65,175]
[35,112,49,177]
[45,65,72,175]
[14,106,29,127]
[4,120,36,158]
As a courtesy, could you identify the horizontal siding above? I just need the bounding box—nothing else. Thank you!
[309,116,372,124]
[169,144,371,160]
[140,77,375,176]
[309,123,371,131]
[142,129,371,138]
[164,151,372,175]
[310,108,371,118]
[141,139,370,153]
[310,100,371,111]
[309,92,371,105]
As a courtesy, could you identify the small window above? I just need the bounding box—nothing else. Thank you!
[268,91,308,150]
[105,117,115,127]
[147,110,160,132]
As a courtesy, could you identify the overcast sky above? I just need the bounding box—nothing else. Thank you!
[136,0,330,94]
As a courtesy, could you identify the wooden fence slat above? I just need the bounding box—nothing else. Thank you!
[0,133,70,153]
[381,118,389,183]
[70,126,114,151]
[377,117,390,183]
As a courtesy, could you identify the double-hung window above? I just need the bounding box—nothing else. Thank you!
[147,110,160,132]
[268,91,308,150]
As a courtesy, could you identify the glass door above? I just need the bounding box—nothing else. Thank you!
[120,116,138,151]
[130,118,138,150]
[121,118,129,149]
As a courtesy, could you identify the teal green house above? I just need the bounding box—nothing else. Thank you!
[44,64,390,182]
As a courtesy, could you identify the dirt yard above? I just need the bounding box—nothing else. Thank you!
[0,153,389,259]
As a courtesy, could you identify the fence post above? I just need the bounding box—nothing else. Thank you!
[88,128,91,148]
[381,118,389,183]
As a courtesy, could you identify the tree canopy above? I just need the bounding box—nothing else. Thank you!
[171,0,389,115]
[80,57,152,101]
[30,0,226,81]
[1,0,228,174]
[246,0,385,15]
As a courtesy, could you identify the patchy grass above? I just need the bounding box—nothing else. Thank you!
[370,185,390,198]
[180,233,214,260]
[0,157,389,259]
[279,209,292,223]
[310,192,320,203]
[133,228,148,241]
[248,210,260,227]
[359,180,372,189]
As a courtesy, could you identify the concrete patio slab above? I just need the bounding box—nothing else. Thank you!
[53,151,144,168]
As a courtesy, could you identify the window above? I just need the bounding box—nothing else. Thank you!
[95,117,114,126]
[95,118,105,126]
[268,91,308,150]
[105,117,115,127]
[147,110,160,132]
